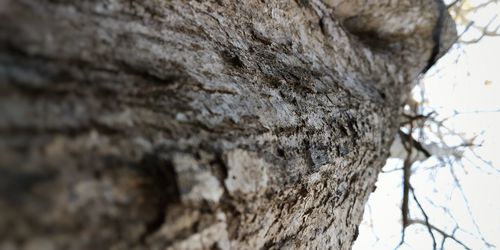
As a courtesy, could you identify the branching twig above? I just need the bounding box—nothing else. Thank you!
[410,188,437,250]
[408,219,471,250]
[449,165,496,248]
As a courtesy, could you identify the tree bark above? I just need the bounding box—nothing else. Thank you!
[0,0,455,249]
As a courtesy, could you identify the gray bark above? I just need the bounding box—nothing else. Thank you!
[0,0,455,249]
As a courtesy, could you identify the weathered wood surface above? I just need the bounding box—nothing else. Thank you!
[0,0,455,249]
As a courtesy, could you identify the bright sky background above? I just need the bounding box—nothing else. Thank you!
[353,1,500,249]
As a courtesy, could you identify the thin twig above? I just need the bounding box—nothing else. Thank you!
[408,219,471,250]
[410,188,437,250]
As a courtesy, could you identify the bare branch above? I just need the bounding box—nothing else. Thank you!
[408,219,471,250]
[449,165,496,248]
[410,188,437,250]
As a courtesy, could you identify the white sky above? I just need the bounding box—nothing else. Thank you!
[353,1,500,249]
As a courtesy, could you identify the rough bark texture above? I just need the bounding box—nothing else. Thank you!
[0,0,455,249]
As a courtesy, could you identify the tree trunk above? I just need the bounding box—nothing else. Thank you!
[0,0,455,249]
